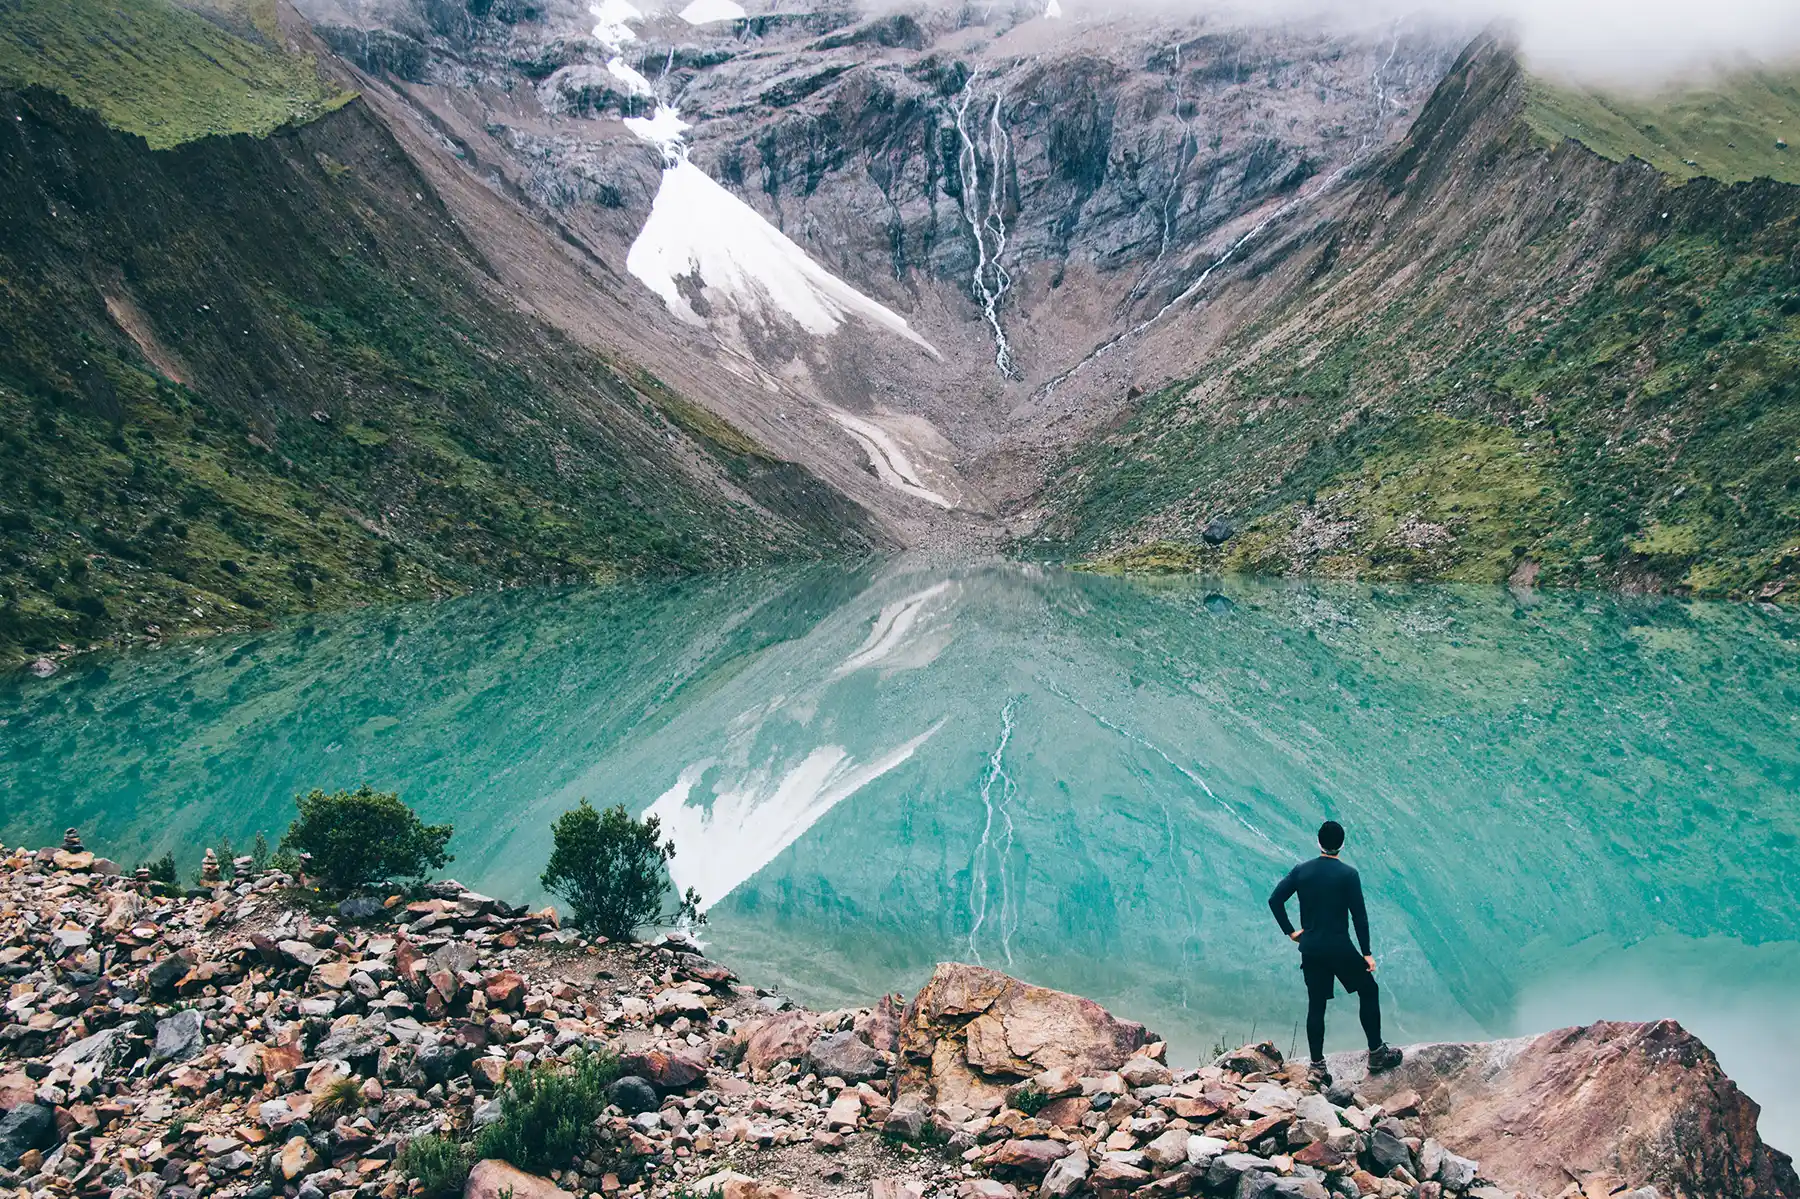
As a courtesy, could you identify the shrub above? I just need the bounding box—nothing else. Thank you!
[1011,1082,1050,1116]
[473,1050,620,1175]
[396,1134,469,1199]
[540,801,700,941]
[141,852,178,887]
[279,785,453,895]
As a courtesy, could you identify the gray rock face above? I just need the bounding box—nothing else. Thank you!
[1437,1150,1480,1189]
[1367,1127,1414,1175]
[337,896,387,922]
[806,1030,882,1082]
[151,1009,207,1066]
[0,1103,57,1168]
[1041,1147,1088,1199]
[51,1026,131,1074]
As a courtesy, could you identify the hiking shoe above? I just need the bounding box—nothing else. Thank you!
[1368,1044,1403,1074]
[1307,1060,1332,1089]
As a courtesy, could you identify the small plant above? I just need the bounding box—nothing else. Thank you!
[314,1077,364,1119]
[397,1134,470,1199]
[1011,1083,1051,1117]
[540,801,701,941]
[141,852,178,887]
[473,1049,620,1175]
[279,785,453,895]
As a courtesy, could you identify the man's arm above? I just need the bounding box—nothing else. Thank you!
[1349,870,1372,957]
[1268,869,1299,939]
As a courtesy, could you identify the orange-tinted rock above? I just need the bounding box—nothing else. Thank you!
[896,964,1150,1115]
[1332,1020,1799,1199]
[744,1011,817,1071]
[463,1160,570,1199]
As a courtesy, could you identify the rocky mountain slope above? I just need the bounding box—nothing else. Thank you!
[281,0,1465,533]
[1034,38,1800,599]
[4,0,1799,663]
[0,0,877,663]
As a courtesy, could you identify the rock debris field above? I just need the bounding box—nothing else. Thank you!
[3,837,1791,1199]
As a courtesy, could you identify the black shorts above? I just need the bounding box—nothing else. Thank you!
[1302,948,1372,1001]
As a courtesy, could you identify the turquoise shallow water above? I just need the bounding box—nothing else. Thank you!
[2,559,1797,1148]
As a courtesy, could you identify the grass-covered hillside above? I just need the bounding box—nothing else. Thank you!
[0,0,876,665]
[1038,39,1800,602]
[1526,69,1800,186]
[0,0,348,148]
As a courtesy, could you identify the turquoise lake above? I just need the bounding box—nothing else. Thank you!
[2,560,1796,1149]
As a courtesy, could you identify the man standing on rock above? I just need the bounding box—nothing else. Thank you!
[1268,820,1403,1085]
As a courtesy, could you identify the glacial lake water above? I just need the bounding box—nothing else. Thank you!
[2,559,1797,1149]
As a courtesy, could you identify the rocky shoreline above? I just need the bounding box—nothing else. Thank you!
[1,841,1793,1199]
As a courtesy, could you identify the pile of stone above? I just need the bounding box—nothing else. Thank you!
[3,838,1783,1199]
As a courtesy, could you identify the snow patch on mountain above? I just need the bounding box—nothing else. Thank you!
[680,0,746,24]
[607,57,654,97]
[624,158,942,357]
[828,412,955,509]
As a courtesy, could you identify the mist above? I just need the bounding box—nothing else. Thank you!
[1069,0,1800,87]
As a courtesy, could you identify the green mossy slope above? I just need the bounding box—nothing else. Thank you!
[0,0,348,148]
[1526,70,1800,187]
[1041,40,1800,601]
[0,85,875,663]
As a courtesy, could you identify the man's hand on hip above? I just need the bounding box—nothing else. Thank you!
[1290,930,1303,943]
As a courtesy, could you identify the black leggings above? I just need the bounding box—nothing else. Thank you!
[1302,952,1382,1062]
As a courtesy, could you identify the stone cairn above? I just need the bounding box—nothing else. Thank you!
[200,847,221,885]
[61,828,83,854]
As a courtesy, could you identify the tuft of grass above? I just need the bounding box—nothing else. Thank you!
[0,0,349,149]
[1524,69,1800,186]
[313,1077,366,1120]
[1010,1083,1051,1117]
[397,1134,470,1199]
[473,1050,621,1175]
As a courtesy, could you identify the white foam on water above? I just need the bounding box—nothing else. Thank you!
[648,722,946,908]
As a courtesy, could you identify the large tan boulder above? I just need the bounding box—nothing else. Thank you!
[744,1011,818,1071]
[1331,1020,1798,1199]
[463,1160,571,1199]
[896,964,1151,1115]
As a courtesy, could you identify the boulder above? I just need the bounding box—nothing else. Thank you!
[483,971,526,1011]
[1142,1128,1192,1167]
[1120,1056,1173,1088]
[336,896,387,922]
[1367,1128,1413,1174]
[0,1103,57,1167]
[607,1076,660,1115]
[1329,1021,1799,1199]
[1041,1148,1088,1198]
[896,963,1151,1114]
[745,1011,817,1071]
[151,1010,207,1066]
[808,1031,883,1082]
[277,1136,319,1181]
[988,1139,1070,1177]
[855,993,905,1053]
[464,1159,570,1199]
[620,1047,708,1092]
[51,1027,130,1074]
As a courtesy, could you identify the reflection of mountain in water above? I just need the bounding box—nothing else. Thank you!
[3,561,1798,1147]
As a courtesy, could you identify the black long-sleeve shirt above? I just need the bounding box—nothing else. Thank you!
[1269,855,1371,957]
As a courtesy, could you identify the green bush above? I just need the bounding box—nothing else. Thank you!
[473,1050,620,1175]
[540,800,700,941]
[279,785,452,895]
[140,852,178,887]
[396,1134,470,1199]
[1010,1082,1050,1116]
